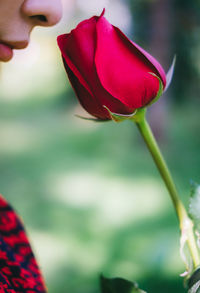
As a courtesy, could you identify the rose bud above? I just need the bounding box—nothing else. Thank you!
[57,9,167,120]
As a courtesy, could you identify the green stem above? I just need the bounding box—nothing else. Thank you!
[133,108,200,269]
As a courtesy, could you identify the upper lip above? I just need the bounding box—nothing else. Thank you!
[0,40,29,50]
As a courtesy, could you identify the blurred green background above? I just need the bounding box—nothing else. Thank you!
[0,0,200,292]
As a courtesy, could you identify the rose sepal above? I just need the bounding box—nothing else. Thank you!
[75,107,147,124]
[75,114,109,123]
[102,106,148,124]
[146,73,164,107]
[103,106,137,122]
[164,55,176,92]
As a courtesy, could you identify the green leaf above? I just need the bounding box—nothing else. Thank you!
[188,267,200,293]
[100,275,147,293]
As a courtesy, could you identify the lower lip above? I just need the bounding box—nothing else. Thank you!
[0,43,13,62]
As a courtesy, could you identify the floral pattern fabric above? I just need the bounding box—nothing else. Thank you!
[0,195,47,292]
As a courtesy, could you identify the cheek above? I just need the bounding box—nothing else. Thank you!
[0,0,31,40]
[0,20,31,41]
[0,0,17,31]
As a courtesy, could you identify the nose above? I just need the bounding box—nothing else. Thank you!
[22,0,62,27]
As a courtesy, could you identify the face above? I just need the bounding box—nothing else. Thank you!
[0,0,62,62]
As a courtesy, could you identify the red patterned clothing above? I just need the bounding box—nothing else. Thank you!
[0,195,47,292]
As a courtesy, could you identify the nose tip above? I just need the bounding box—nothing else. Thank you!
[43,3,63,27]
[22,0,62,27]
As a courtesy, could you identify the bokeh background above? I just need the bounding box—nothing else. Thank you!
[0,0,200,292]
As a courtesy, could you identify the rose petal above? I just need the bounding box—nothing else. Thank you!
[64,61,110,119]
[95,15,164,108]
[131,40,166,87]
[57,16,99,96]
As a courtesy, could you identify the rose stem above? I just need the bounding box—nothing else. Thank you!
[132,108,200,269]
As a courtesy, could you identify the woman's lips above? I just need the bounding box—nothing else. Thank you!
[0,43,13,62]
[0,41,28,62]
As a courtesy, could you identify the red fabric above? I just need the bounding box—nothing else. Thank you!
[0,195,47,292]
[57,9,166,120]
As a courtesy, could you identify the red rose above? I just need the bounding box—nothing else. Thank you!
[57,9,166,120]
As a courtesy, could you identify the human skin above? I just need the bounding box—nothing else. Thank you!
[0,0,62,62]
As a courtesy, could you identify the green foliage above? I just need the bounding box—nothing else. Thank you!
[1,98,199,292]
[2,59,200,293]
[100,275,146,293]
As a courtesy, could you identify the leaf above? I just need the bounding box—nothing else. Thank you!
[164,55,176,92]
[100,275,147,293]
[188,268,200,293]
